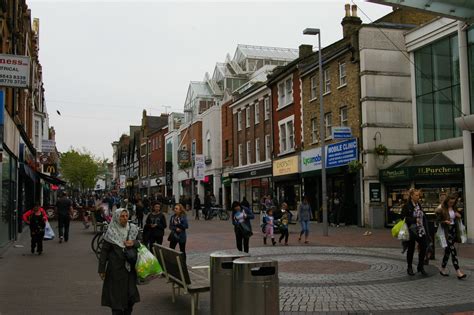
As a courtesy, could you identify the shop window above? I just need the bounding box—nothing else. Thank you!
[415,34,461,143]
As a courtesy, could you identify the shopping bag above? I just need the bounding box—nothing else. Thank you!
[458,220,468,244]
[135,244,163,281]
[436,225,447,248]
[391,219,405,238]
[43,221,55,240]
[397,223,410,241]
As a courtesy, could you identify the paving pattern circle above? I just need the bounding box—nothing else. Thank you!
[189,246,474,313]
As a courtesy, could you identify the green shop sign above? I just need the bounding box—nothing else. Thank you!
[380,168,410,182]
[380,164,464,182]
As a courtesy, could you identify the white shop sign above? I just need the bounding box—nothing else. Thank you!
[0,54,30,88]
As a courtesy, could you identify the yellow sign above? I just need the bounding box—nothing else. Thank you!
[273,156,299,176]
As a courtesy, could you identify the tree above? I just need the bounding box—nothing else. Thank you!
[59,149,100,191]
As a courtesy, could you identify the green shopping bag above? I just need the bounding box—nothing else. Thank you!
[391,219,405,238]
[135,244,163,281]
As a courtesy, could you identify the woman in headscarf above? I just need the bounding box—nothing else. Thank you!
[98,208,140,315]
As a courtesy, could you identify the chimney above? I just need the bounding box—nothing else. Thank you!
[299,44,313,58]
[341,3,362,39]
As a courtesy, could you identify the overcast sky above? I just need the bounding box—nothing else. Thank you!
[27,0,391,160]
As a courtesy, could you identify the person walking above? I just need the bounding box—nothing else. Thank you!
[135,200,144,228]
[241,196,250,209]
[22,203,48,255]
[436,194,467,279]
[56,192,73,243]
[98,208,140,315]
[263,208,276,246]
[168,203,189,261]
[401,188,430,276]
[278,203,291,246]
[231,201,254,253]
[193,194,201,220]
[144,202,167,249]
[298,196,312,244]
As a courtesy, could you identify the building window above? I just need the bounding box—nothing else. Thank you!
[34,120,40,148]
[324,69,331,94]
[310,75,317,100]
[311,118,318,143]
[278,77,293,108]
[278,116,295,154]
[246,141,251,164]
[340,106,348,127]
[237,111,242,131]
[245,107,250,128]
[255,103,260,124]
[325,112,332,139]
[414,34,461,143]
[265,135,271,161]
[238,144,243,166]
[255,138,260,163]
[339,62,347,87]
[264,98,270,120]
[158,137,162,149]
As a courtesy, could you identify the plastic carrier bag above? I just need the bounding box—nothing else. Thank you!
[391,219,405,238]
[43,221,55,240]
[135,244,163,281]
[397,222,410,241]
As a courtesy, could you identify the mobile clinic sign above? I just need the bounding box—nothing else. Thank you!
[0,54,30,88]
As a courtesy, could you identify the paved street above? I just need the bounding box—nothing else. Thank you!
[0,216,473,314]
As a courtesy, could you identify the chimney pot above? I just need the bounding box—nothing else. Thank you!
[345,4,351,17]
[351,5,358,17]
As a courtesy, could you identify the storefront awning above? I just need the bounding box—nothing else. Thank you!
[380,153,463,182]
[37,172,67,186]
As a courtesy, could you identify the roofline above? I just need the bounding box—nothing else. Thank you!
[230,83,268,109]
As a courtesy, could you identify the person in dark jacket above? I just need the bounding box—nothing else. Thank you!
[144,202,167,249]
[231,201,254,253]
[401,188,430,276]
[193,194,201,220]
[241,196,250,209]
[22,203,48,255]
[168,203,189,261]
[435,193,467,279]
[135,200,145,228]
[98,208,140,314]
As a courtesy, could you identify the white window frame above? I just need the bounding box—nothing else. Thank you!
[325,112,333,140]
[254,103,260,124]
[245,107,250,128]
[311,118,318,143]
[238,144,243,166]
[277,76,293,109]
[237,111,242,131]
[278,115,295,155]
[255,138,260,163]
[265,134,271,161]
[310,76,318,100]
[340,106,348,127]
[246,140,251,164]
[338,62,347,88]
[264,98,270,121]
[34,120,40,148]
[323,69,331,95]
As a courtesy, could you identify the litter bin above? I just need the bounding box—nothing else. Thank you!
[210,250,250,315]
[232,256,279,315]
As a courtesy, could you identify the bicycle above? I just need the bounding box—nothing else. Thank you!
[91,222,108,259]
[205,207,230,221]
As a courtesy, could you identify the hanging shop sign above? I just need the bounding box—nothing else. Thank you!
[301,138,358,172]
[165,162,173,186]
[119,175,126,189]
[273,156,299,176]
[194,154,205,181]
[0,54,30,88]
[41,139,56,153]
[44,163,57,175]
[178,150,190,164]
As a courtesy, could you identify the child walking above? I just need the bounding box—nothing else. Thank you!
[263,209,276,245]
[22,203,48,255]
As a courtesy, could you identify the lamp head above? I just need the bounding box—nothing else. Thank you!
[303,28,320,35]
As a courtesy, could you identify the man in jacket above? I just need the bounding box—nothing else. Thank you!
[56,192,73,243]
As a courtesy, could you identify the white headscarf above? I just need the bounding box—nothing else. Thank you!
[104,208,139,248]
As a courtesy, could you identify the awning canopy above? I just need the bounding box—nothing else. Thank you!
[380,153,464,182]
[37,172,67,186]
[368,0,474,22]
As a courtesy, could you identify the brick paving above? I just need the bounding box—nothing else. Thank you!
[0,216,473,314]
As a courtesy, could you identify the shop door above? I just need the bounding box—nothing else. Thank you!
[252,187,261,213]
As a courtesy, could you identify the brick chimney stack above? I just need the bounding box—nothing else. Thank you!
[299,44,313,59]
[341,4,362,38]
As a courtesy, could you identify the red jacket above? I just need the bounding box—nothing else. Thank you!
[22,208,48,224]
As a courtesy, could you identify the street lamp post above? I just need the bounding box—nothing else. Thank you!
[303,28,328,236]
[184,109,195,215]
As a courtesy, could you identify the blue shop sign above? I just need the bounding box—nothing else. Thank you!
[326,138,358,168]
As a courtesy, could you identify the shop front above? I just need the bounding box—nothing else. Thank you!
[273,155,301,210]
[381,162,464,226]
[231,165,273,213]
[18,143,37,234]
[1,146,18,248]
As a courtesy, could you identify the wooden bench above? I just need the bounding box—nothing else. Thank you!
[89,210,106,233]
[153,244,210,315]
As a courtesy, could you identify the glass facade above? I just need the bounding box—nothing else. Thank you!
[415,34,461,143]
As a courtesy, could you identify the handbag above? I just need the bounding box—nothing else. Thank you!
[167,230,180,243]
[123,226,138,265]
[238,222,253,238]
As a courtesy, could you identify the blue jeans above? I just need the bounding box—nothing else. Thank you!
[300,220,310,237]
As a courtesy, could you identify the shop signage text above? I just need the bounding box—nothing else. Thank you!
[332,126,352,139]
[369,183,381,203]
[301,138,358,172]
[273,156,299,176]
[165,162,173,186]
[119,175,126,189]
[0,54,30,88]
[380,165,463,182]
[415,165,463,178]
[41,140,56,153]
[194,154,205,181]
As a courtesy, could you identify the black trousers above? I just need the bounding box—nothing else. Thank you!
[111,303,134,315]
[170,240,186,262]
[58,215,70,241]
[31,233,44,253]
[147,233,164,250]
[442,225,460,270]
[406,234,427,268]
[234,228,249,253]
[279,227,289,244]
